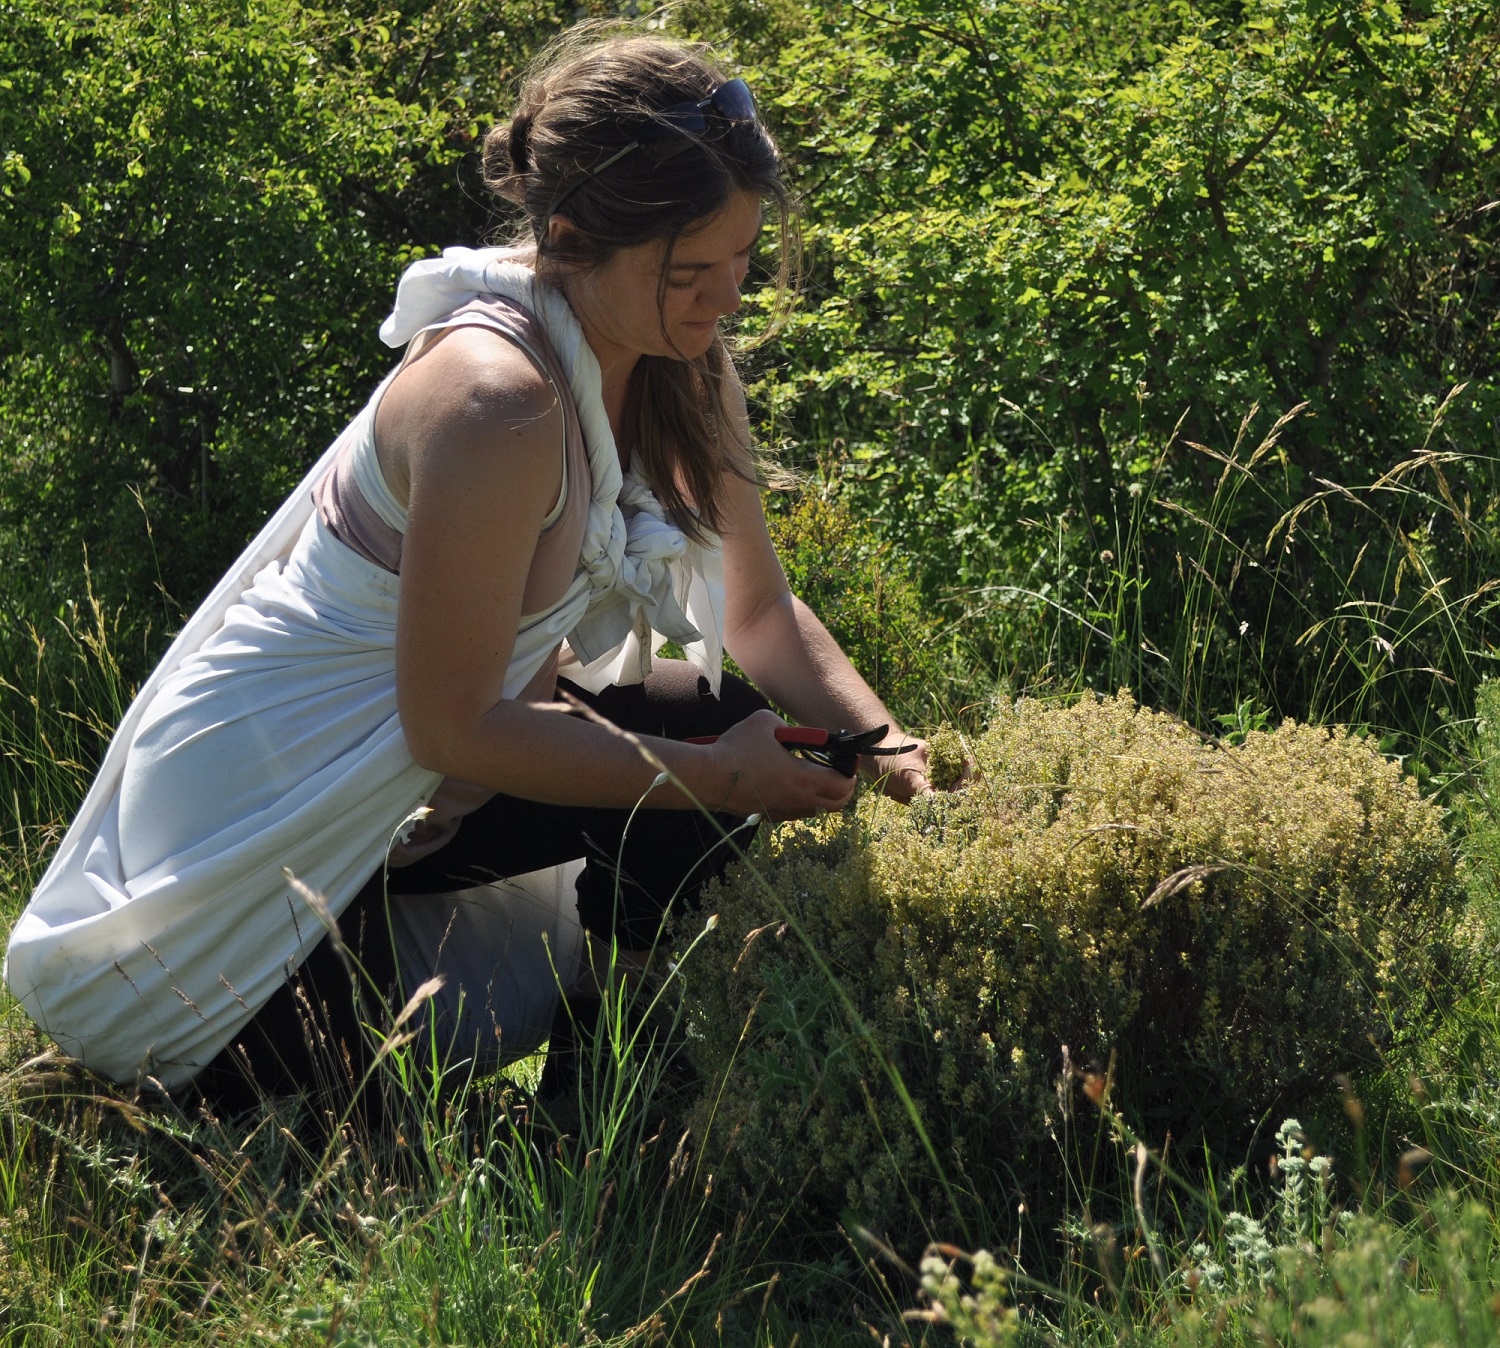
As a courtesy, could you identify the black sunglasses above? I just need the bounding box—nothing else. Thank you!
[636,78,758,141]
[548,79,759,216]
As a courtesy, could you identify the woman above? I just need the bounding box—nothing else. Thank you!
[4,29,935,1114]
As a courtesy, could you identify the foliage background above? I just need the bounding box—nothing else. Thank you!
[0,0,562,626]
[3,0,1496,752]
[736,0,1500,740]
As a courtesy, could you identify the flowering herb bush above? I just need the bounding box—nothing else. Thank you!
[676,693,1465,1246]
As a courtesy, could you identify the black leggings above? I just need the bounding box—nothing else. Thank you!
[191,662,766,1117]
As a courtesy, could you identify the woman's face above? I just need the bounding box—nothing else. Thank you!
[555,189,763,366]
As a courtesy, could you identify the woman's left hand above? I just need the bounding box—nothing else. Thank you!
[861,732,933,803]
[861,731,978,802]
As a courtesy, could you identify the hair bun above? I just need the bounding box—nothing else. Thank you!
[508,108,535,175]
[481,106,533,204]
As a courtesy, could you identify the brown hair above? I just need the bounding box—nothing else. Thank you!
[481,27,798,540]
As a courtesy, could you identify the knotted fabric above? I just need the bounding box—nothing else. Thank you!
[382,247,725,691]
[4,254,725,1087]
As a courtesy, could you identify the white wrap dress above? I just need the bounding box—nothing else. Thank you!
[3,250,725,1089]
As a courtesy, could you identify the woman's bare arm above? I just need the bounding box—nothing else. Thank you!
[715,377,935,800]
[379,327,854,819]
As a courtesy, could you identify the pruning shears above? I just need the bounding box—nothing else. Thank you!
[687,724,917,778]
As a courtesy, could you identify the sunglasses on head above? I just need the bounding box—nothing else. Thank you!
[548,79,759,217]
[635,77,758,140]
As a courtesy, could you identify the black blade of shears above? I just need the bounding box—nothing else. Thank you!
[831,726,912,756]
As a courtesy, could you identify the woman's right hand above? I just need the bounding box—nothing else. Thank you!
[704,708,857,821]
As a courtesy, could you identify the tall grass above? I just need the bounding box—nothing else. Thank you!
[0,926,842,1343]
[0,594,883,1342]
[0,580,148,905]
[955,388,1500,780]
[912,1093,1500,1345]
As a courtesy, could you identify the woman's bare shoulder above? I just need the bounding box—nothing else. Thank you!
[378,324,563,484]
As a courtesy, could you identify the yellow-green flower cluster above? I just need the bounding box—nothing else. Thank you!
[674,692,1464,1245]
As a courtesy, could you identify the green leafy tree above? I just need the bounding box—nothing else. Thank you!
[0,0,576,631]
[726,0,1500,733]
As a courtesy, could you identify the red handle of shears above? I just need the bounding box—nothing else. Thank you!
[684,726,831,748]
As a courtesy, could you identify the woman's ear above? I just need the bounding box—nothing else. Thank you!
[545,214,584,252]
